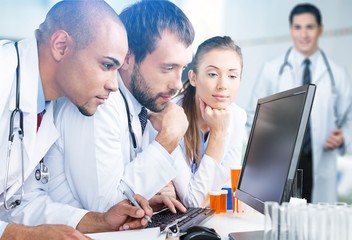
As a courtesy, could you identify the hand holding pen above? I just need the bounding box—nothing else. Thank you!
[120,179,153,223]
[99,192,152,231]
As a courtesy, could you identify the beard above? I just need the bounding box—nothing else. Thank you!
[77,105,94,117]
[130,64,177,112]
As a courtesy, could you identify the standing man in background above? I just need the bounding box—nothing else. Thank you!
[246,3,352,203]
[0,1,153,239]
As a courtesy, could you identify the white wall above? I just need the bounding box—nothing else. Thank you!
[172,0,352,109]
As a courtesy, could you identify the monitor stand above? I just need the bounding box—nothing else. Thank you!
[228,230,264,240]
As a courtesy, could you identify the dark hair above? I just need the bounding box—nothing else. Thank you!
[36,0,123,49]
[181,36,242,163]
[119,0,195,64]
[289,3,322,26]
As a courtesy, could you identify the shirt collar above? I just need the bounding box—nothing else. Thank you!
[292,47,319,69]
[37,76,45,113]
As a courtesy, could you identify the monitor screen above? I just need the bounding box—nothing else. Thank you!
[235,84,316,214]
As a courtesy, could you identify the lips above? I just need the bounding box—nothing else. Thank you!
[96,95,109,104]
[160,95,172,102]
[212,94,228,101]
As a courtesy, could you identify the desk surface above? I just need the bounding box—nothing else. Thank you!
[87,211,265,240]
[202,211,264,240]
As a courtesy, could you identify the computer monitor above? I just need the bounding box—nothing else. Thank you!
[235,84,316,214]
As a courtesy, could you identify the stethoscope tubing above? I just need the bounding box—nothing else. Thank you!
[277,47,346,127]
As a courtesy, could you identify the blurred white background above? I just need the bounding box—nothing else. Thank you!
[1,0,351,202]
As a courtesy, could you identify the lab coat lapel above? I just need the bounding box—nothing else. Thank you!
[312,53,327,85]
[278,52,297,91]
[14,40,41,171]
[34,102,59,163]
[8,39,59,187]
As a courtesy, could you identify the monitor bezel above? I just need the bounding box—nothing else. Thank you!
[235,84,316,214]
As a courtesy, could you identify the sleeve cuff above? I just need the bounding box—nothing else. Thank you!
[0,221,9,238]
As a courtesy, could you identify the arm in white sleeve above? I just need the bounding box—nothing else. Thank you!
[120,140,177,200]
[336,67,352,155]
[1,170,88,227]
[50,95,178,213]
[173,104,247,207]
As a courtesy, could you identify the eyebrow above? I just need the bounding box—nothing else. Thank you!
[207,65,239,71]
[104,56,121,67]
[160,63,182,68]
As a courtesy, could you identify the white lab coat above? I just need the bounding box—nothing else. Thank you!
[172,96,247,207]
[46,75,179,212]
[0,39,88,228]
[246,47,352,203]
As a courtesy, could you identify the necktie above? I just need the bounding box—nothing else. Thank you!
[301,59,311,154]
[303,58,311,85]
[37,110,46,132]
[138,107,148,134]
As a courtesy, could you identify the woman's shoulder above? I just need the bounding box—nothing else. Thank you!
[229,102,247,123]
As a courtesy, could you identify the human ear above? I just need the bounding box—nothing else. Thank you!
[318,24,324,36]
[50,30,72,61]
[121,49,134,70]
[188,70,197,87]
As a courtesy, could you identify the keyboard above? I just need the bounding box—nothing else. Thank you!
[147,207,215,232]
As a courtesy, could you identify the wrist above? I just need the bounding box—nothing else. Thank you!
[1,224,29,240]
[76,212,112,234]
[156,130,182,153]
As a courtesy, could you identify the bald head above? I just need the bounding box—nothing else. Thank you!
[35,0,128,115]
[36,0,124,49]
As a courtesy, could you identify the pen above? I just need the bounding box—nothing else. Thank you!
[120,180,152,223]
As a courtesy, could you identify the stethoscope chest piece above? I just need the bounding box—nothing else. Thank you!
[35,160,49,184]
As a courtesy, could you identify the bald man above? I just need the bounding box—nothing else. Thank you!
[0,1,152,239]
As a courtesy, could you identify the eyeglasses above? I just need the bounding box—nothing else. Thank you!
[3,108,25,210]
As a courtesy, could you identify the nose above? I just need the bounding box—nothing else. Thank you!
[168,70,183,91]
[217,76,228,90]
[300,28,308,38]
[106,74,118,92]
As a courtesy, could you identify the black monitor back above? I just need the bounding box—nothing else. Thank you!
[235,84,316,214]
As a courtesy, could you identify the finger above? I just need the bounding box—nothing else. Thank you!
[332,128,342,135]
[121,218,147,231]
[134,194,153,217]
[116,200,145,219]
[324,137,339,150]
[158,196,176,213]
[324,142,334,150]
[169,197,187,213]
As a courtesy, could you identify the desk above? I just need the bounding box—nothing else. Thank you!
[202,211,264,239]
[86,211,264,240]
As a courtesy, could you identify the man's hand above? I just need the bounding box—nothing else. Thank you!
[149,194,186,214]
[149,102,189,153]
[1,223,91,240]
[324,128,344,150]
[76,194,152,233]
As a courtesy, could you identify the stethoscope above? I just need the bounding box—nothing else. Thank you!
[278,47,346,128]
[119,89,140,160]
[3,42,49,210]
